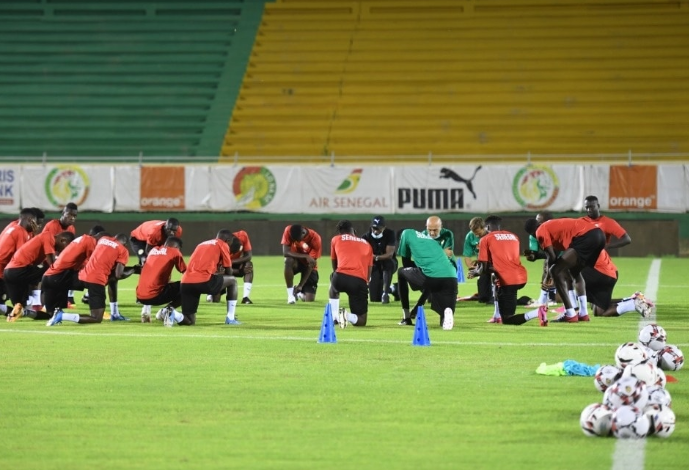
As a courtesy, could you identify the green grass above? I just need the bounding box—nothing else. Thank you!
[1,257,688,470]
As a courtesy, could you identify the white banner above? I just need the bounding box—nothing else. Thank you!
[582,165,610,209]
[21,164,114,212]
[0,165,21,214]
[301,166,393,214]
[185,165,212,211]
[208,166,237,211]
[393,164,583,213]
[113,166,140,211]
[657,164,686,212]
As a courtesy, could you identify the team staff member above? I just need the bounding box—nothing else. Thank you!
[329,220,373,328]
[177,230,240,327]
[0,209,38,316]
[397,229,457,330]
[424,215,456,266]
[281,224,321,304]
[470,216,547,327]
[137,237,186,323]
[582,195,631,250]
[47,234,133,325]
[130,218,182,265]
[41,226,104,316]
[361,216,396,303]
[231,230,255,304]
[524,217,605,323]
[5,230,75,322]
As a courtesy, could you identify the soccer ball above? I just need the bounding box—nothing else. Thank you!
[646,386,672,408]
[296,292,306,301]
[611,405,650,439]
[638,324,667,351]
[615,342,648,368]
[594,365,623,392]
[604,377,648,410]
[644,404,676,438]
[655,368,667,388]
[622,359,658,387]
[658,344,684,371]
[580,403,613,437]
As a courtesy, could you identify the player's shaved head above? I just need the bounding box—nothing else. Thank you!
[165,236,182,249]
[289,224,304,241]
[114,233,129,245]
[426,215,442,239]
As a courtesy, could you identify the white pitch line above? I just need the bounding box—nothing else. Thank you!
[612,258,661,470]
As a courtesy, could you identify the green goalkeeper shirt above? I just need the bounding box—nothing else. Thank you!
[398,229,457,278]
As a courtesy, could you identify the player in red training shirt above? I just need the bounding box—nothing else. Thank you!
[46,233,135,326]
[136,237,186,323]
[42,202,79,305]
[4,230,75,321]
[176,230,240,327]
[130,218,182,265]
[0,209,39,317]
[281,224,321,304]
[470,216,547,327]
[231,230,254,304]
[328,220,373,328]
[524,217,605,322]
[582,195,631,250]
[41,225,105,316]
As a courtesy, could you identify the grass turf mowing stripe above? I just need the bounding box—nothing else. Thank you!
[612,259,661,470]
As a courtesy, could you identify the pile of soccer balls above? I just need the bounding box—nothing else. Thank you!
[580,323,683,439]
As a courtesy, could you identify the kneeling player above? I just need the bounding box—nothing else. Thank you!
[328,220,373,328]
[177,230,240,326]
[136,237,186,323]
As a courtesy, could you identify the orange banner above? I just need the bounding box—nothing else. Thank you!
[140,166,185,210]
[608,165,657,210]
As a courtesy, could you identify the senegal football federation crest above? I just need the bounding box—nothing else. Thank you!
[233,166,277,210]
[512,165,560,210]
[44,166,90,208]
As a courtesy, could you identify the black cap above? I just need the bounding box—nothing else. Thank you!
[371,216,385,229]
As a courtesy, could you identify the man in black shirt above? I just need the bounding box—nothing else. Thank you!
[361,216,397,303]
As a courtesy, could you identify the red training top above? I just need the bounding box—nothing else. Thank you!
[331,234,373,282]
[230,230,252,262]
[0,223,32,278]
[130,220,183,247]
[78,237,130,285]
[42,219,76,236]
[44,234,97,276]
[580,215,626,245]
[181,238,231,284]
[281,225,322,268]
[535,218,597,252]
[592,250,618,279]
[136,245,187,299]
[6,231,56,269]
[478,230,527,286]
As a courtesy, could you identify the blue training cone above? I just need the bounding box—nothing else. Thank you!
[318,304,337,344]
[456,263,465,283]
[412,306,431,347]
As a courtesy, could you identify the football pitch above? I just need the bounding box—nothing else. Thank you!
[1,256,687,470]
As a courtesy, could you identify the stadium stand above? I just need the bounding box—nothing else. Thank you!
[222,0,689,162]
[0,0,265,160]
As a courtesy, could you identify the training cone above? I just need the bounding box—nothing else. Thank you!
[456,263,465,283]
[317,304,337,344]
[412,306,431,347]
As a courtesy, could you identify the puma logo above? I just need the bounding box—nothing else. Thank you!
[439,166,482,199]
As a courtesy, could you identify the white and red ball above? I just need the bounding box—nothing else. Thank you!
[644,404,676,438]
[638,324,667,351]
[611,405,650,439]
[604,377,648,410]
[658,344,684,371]
[615,342,648,369]
[646,385,672,408]
[580,403,613,437]
[622,359,658,387]
[594,365,623,392]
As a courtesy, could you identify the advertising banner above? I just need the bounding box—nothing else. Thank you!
[0,165,21,214]
[140,166,186,211]
[301,166,393,214]
[21,165,114,212]
[184,165,212,211]
[657,164,686,212]
[608,165,658,210]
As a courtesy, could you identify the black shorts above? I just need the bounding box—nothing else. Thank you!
[582,267,617,310]
[293,263,319,295]
[137,281,181,306]
[497,283,526,319]
[232,261,251,278]
[130,237,147,263]
[83,281,107,309]
[570,228,605,268]
[180,274,226,315]
[331,272,368,315]
[42,270,84,312]
[4,265,46,305]
[399,267,457,314]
